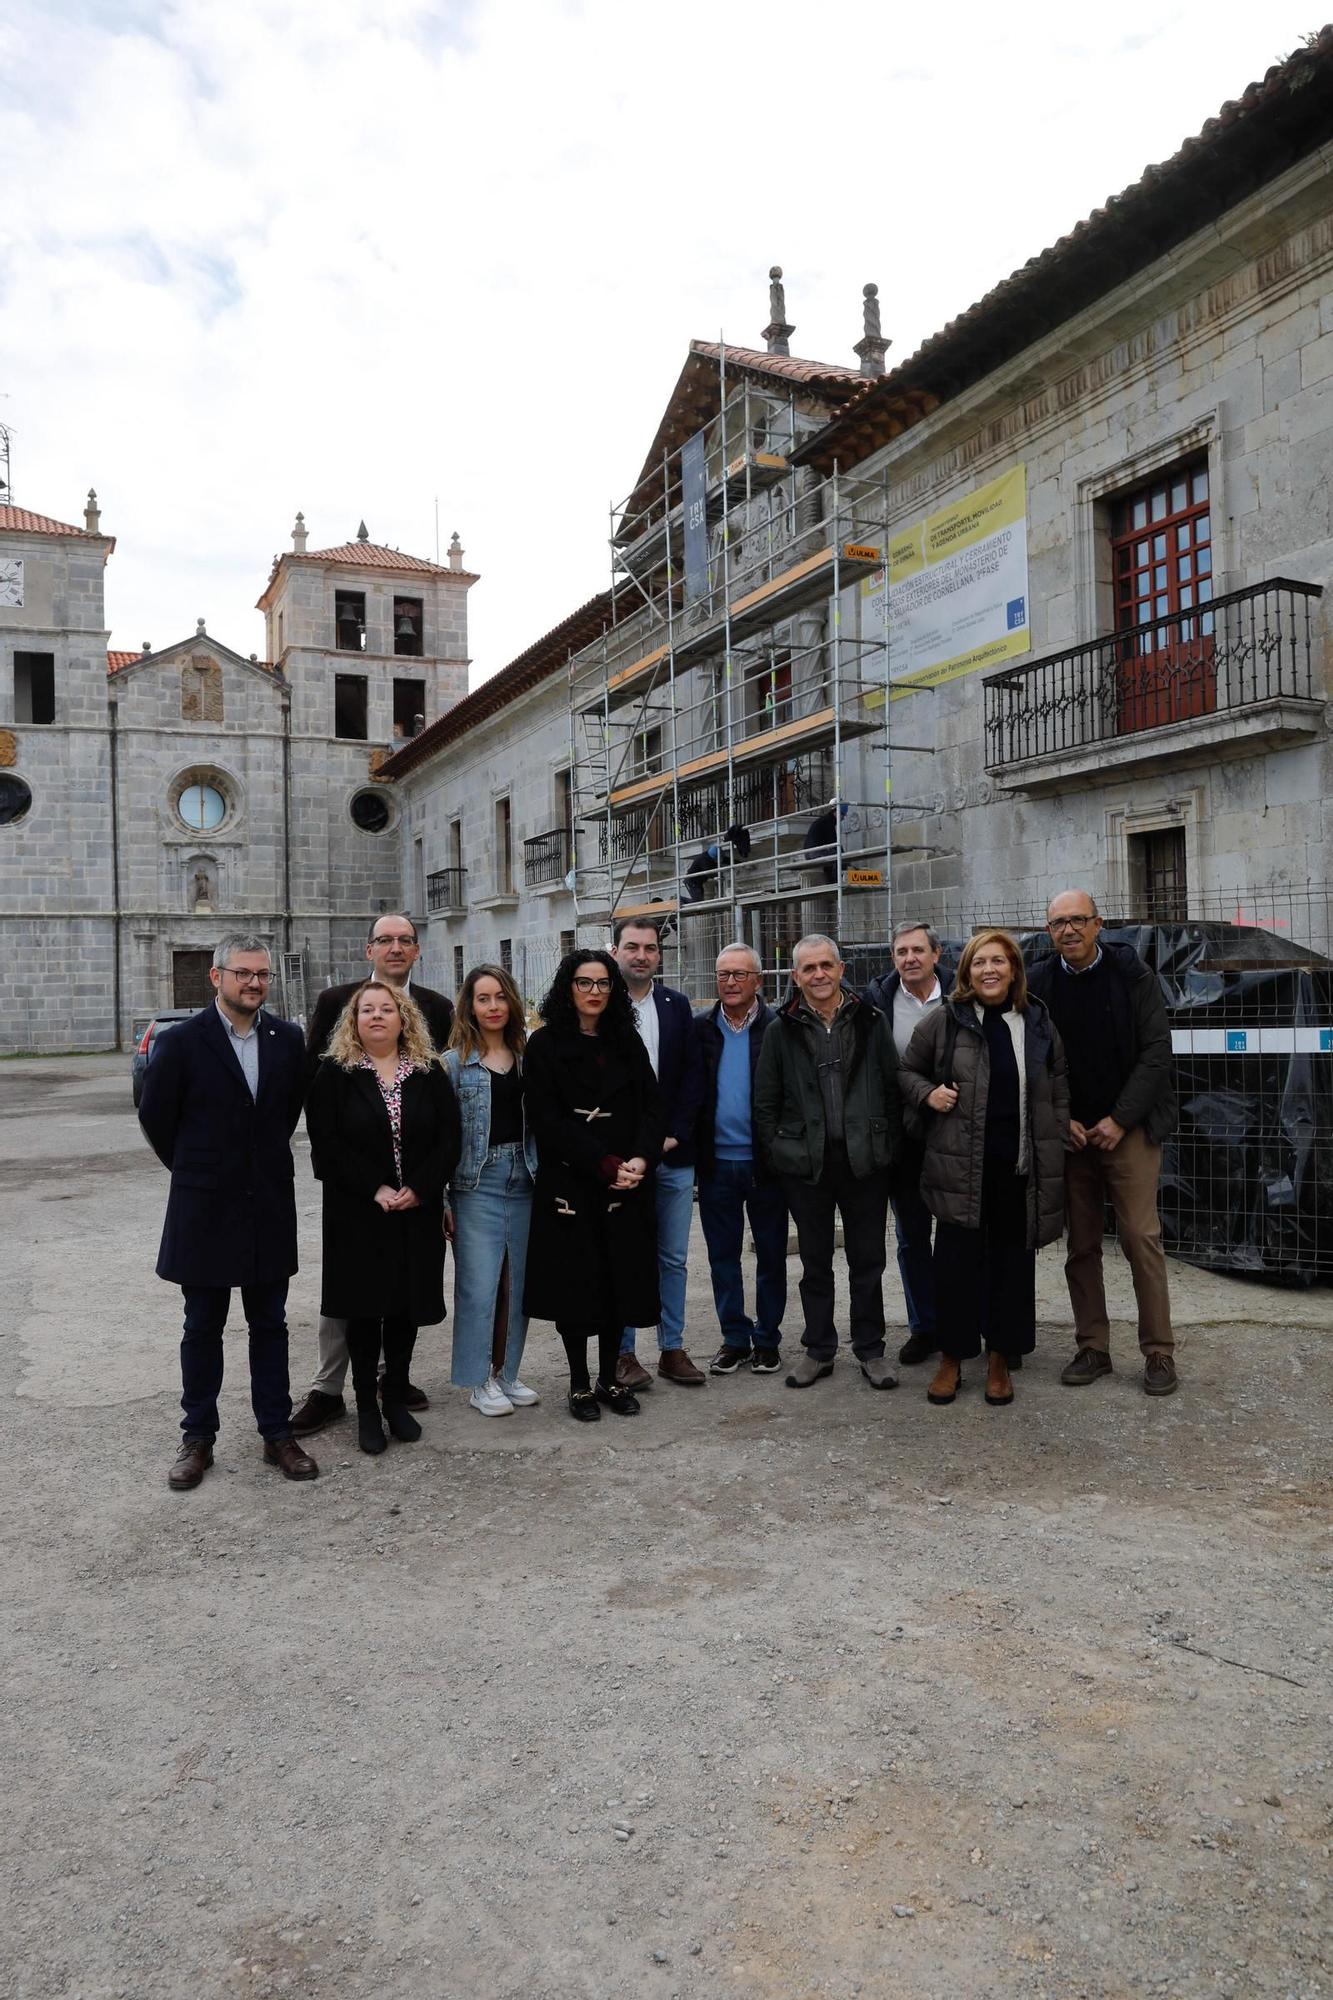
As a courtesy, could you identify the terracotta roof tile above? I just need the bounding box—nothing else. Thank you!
[107,650,144,672]
[687,340,863,389]
[256,539,479,611]
[798,29,1333,474]
[0,505,93,537]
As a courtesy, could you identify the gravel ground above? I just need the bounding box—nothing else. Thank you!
[3,1054,1331,2000]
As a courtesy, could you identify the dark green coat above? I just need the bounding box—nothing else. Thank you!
[753,990,902,1185]
[897,998,1070,1247]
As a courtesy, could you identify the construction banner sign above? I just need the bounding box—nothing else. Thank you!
[862,465,1030,692]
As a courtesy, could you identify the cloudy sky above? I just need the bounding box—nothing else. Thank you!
[2,2,1318,678]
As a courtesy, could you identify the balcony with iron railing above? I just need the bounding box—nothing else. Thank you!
[426,866,467,914]
[984,578,1324,793]
[523,828,571,888]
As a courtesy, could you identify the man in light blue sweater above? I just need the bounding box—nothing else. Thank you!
[693,945,788,1374]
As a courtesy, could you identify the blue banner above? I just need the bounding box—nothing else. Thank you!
[682,429,708,605]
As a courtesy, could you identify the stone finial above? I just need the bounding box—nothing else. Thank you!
[142,641,152,655]
[291,511,308,553]
[85,488,101,533]
[762,264,795,358]
[853,281,891,379]
[448,530,464,572]
[356,520,370,542]
[196,617,206,636]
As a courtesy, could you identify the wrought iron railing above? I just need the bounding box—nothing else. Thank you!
[984,577,1322,770]
[523,828,571,887]
[426,866,467,913]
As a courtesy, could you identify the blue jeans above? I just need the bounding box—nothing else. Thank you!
[622,1159,694,1354]
[697,1159,788,1352]
[891,1158,937,1338]
[179,1281,292,1441]
[450,1145,533,1388]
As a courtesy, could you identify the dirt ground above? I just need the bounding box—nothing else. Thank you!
[2,1053,1330,2000]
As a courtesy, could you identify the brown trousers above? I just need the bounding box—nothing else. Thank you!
[1064,1125,1174,1354]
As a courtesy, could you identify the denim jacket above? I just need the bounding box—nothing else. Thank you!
[442,1047,539,1190]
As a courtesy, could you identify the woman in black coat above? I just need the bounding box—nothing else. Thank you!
[305,980,461,1455]
[522,951,665,1422]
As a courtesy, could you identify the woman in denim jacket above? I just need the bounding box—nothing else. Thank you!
[443,965,541,1416]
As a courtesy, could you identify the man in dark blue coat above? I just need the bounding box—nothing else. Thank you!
[611,918,708,1388]
[138,933,319,1489]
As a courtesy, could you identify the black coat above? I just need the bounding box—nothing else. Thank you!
[304,1058,461,1325]
[898,999,1070,1247]
[138,1004,306,1288]
[1027,941,1176,1141]
[521,1025,665,1327]
[305,980,454,1079]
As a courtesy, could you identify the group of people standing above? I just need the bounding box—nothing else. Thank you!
[139,891,1179,1491]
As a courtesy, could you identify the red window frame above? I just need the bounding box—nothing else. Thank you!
[1110,461,1214,731]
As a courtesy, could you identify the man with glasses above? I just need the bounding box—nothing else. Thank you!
[291,913,454,1435]
[694,945,787,1375]
[1028,891,1179,1395]
[611,918,707,1389]
[139,935,318,1487]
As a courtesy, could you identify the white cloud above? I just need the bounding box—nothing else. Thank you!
[3,0,1317,671]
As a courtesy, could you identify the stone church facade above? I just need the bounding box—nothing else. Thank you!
[0,507,474,1052]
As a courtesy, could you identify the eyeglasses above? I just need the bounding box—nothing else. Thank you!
[717,970,756,983]
[372,934,417,948]
[222,967,271,983]
[1048,916,1097,932]
[572,977,613,993]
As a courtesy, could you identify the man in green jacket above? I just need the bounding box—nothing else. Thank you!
[754,934,903,1391]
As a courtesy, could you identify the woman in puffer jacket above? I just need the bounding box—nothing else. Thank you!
[898,929,1069,1409]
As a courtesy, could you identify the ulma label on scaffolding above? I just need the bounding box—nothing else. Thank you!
[845,866,883,888]
[865,464,1031,693]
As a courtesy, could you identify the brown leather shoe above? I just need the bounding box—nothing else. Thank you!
[658,1349,706,1386]
[616,1353,654,1392]
[1144,1352,1179,1396]
[291,1390,346,1436]
[168,1436,214,1490]
[263,1436,319,1480]
[984,1353,1014,1406]
[927,1357,961,1405]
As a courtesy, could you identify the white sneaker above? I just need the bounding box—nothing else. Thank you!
[497,1374,540,1407]
[469,1376,514,1417]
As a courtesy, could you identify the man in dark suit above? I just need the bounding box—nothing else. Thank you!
[291,912,455,1434]
[611,918,707,1388]
[139,934,318,1489]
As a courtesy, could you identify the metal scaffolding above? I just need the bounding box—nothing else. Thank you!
[566,346,914,997]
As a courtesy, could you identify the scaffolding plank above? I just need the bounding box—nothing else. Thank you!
[606,704,879,810]
[591,541,884,713]
[611,896,679,921]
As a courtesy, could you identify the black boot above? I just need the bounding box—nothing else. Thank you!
[357,1407,387,1454]
[348,1317,388,1454]
[381,1316,421,1441]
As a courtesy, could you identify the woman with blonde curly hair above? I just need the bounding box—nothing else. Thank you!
[306,980,461,1454]
[898,930,1069,1408]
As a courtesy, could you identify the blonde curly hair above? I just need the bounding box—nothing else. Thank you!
[322,979,438,1071]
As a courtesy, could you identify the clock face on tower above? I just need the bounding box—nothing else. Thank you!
[0,558,24,608]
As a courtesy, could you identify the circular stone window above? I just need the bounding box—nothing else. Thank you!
[170,767,235,834]
[350,788,392,833]
[0,774,32,825]
[179,781,227,831]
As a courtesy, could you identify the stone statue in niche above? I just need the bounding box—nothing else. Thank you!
[188,859,218,914]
